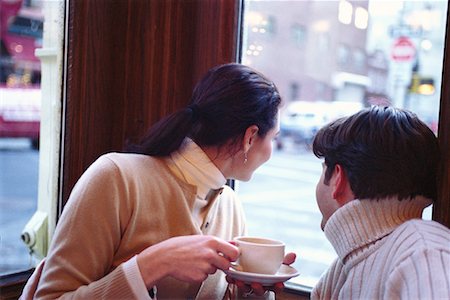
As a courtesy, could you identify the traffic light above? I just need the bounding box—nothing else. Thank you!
[409,74,435,95]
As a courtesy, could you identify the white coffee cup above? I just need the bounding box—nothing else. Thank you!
[233,236,285,274]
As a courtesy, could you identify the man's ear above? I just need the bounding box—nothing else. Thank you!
[331,164,353,206]
[242,125,259,153]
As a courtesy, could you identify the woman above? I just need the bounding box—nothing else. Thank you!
[27,63,286,299]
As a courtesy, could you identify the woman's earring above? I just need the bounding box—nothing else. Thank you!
[244,152,248,164]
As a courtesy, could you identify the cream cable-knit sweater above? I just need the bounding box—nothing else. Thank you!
[311,197,450,300]
[33,151,246,299]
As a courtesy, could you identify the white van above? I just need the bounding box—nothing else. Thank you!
[276,101,362,150]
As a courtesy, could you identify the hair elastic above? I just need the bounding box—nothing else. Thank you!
[187,104,201,123]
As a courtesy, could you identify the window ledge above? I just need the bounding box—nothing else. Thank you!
[0,268,34,300]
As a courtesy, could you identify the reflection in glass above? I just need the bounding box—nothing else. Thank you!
[240,0,447,288]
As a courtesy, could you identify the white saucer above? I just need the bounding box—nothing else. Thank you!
[224,265,300,286]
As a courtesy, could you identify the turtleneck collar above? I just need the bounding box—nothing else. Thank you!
[168,138,226,200]
[324,196,432,262]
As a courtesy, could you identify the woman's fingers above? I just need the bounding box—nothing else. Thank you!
[225,275,235,284]
[139,235,239,284]
[214,239,240,262]
[228,278,285,296]
[283,252,296,265]
[272,282,285,293]
[211,250,236,271]
[251,282,266,296]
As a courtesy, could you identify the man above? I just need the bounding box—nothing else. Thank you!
[311,106,450,299]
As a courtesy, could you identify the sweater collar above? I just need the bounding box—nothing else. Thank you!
[168,138,226,200]
[324,196,432,261]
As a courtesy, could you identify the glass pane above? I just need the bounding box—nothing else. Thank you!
[0,0,64,275]
[239,0,447,288]
[0,0,43,275]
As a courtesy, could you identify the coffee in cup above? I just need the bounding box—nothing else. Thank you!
[233,236,285,274]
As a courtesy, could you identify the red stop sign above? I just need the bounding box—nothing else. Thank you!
[391,37,416,62]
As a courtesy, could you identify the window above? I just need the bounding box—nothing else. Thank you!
[0,0,65,276]
[354,6,369,30]
[246,12,276,36]
[240,0,447,290]
[315,81,326,101]
[289,82,300,101]
[317,33,330,53]
[291,24,307,48]
[338,0,353,25]
[353,48,366,71]
[337,44,350,66]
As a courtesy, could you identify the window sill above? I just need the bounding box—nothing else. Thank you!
[281,282,312,299]
[0,268,34,300]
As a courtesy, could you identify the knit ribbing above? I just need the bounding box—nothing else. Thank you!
[312,197,450,300]
[324,196,432,261]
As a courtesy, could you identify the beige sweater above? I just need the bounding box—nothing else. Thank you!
[34,152,246,299]
[311,197,450,300]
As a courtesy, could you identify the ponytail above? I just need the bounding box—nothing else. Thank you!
[126,106,198,156]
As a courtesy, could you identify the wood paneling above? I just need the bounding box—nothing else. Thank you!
[0,269,33,300]
[434,7,450,228]
[62,0,240,208]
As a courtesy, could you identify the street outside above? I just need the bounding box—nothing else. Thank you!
[238,141,335,287]
[0,137,334,288]
[0,138,38,275]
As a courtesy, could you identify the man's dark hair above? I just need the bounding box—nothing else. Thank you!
[312,106,440,201]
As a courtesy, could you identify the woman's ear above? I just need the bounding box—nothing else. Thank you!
[242,125,259,153]
[331,164,354,206]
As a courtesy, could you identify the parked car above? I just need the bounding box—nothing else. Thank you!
[276,100,362,150]
[276,101,329,149]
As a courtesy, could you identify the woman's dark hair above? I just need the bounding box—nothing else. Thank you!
[127,63,281,156]
[312,105,440,201]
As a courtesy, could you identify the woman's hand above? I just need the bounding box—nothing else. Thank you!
[226,252,297,296]
[137,235,240,288]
